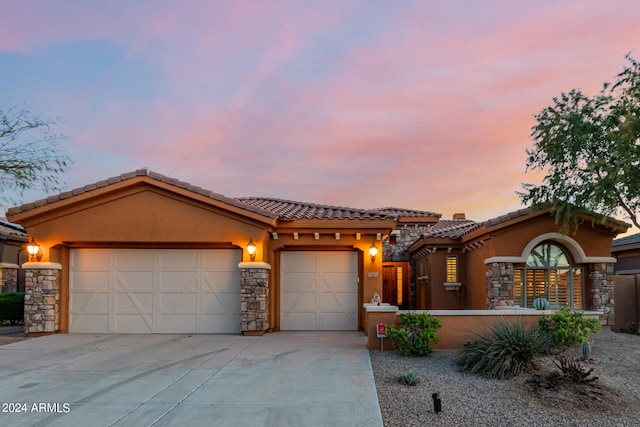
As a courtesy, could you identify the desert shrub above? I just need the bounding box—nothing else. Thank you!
[554,355,599,383]
[0,292,24,324]
[398,371,420,386]
[386,312,442,356]
[537,307,601,350]
[456,321,549,379]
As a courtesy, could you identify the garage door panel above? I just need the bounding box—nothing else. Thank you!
[72,292,109,312]
[281,252,318,271]
[158,251,199,269]
[201,251,241,269]
[159,314,197,332]
[115,292,153,311]
[281,312,318,330]
[160,293,197,311]
[70,249,241,333]
[116,251,155,269]
[159,272,197,290]
[201,293,239,314]
[71,314,109,332]
[281,273,315,291]
[280,251,358,331]
[115,314,153,333]
[320,273,354,291]
[71,250,111,270]
[281,292,316,312]
[72,272,110,290]
[116,272,155,290]
[200,314,241,333]
[322,313,356,330]
[318,253,354,271]
[202,272,241,293]
[319,291,356,311]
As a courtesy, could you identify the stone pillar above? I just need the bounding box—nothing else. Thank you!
[589,262,615,326]
[23,262,62,334]
[1,263,19,293]
[486,262,514,309]
[238,262,271,336]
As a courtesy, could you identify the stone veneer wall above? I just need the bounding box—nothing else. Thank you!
[383,225,432,262]
[485,262,514,309]
[383,224,433,308]
[589,262,615,325]
[239,264,270,334]
[1,264,19,293]
[23,264,61,334]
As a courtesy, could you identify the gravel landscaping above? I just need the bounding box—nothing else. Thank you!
[371,329,640,427]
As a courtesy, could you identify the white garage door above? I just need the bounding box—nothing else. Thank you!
[69,249,241,333]
[280,251,358,330]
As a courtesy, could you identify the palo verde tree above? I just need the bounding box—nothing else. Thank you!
[519,53,640,231]
[0,105,71,207]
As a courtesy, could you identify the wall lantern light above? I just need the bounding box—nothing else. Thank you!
[247,238,257,262]
[26,237,43,262]
[369,241,378,262]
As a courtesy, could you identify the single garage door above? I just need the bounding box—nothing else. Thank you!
[69,249,241,333]
[280,251,358,330]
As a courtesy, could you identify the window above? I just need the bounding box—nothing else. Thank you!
[446,256,458,283]
[514,242,583,309]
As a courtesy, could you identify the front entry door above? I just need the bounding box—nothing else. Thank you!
[382,262,410,309]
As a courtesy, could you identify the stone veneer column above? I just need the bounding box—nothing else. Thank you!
[238,262,271,335]
[589,262,615,326]
[1,263,19,293]
[485,262,515,309]
[23,262,62,334]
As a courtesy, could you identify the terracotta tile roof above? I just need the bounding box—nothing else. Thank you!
[482,206,630,230]
[482,207,533,227]
[422,219,480,239]
[374,207,441,218]
[7,169,279,219]
[238,197,393,220]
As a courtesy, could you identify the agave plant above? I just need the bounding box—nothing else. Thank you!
[398,371,420,386]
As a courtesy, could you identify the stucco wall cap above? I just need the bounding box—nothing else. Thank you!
[0,263,20,269]
[238,262,272,270]
[21,262,62,270]
[364,305,399,312]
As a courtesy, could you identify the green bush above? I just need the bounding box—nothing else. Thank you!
[537,307,601,350]
[386,312,442,356]
[0,292,24,324]
[456,321,549,379]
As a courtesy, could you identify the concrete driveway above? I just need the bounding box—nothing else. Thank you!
[0,331,383,427]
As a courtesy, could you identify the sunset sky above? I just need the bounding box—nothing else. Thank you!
[2,1,639,230]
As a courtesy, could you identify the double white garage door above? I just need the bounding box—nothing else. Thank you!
[69,249,358,333]
[69,249,242,333]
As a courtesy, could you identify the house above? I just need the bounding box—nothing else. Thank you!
[408,207,628,327]
[611,233,640,332]
[5,169,629,335]
[0,220,28,293]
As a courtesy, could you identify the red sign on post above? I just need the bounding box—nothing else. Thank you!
[376,323,387,338]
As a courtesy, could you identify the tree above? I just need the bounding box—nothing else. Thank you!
[0,105,71,207]
[519,53,640,231]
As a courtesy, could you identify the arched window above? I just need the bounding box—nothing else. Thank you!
[514,242,583,309]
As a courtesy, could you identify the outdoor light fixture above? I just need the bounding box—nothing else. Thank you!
[247,238,257,262]
[26,237,42,262]
[369,241,378,262]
